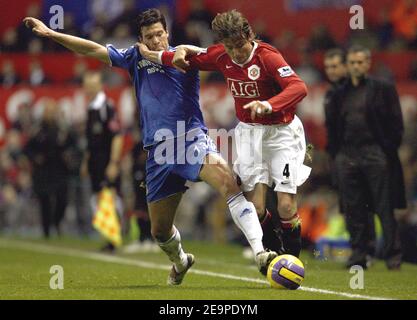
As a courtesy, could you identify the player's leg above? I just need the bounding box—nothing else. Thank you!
[362,145,402,269]
[269,116,311,257]
[199,153,276,275]
[146,145,194,285]
[148,193,194,283]
[245,185,286,254]
[277,191,302,257]
[230,122,280,271]
[335,151,370,268]
[200,154,265,253]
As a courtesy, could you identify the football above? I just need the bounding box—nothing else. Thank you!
[267,254,305,290]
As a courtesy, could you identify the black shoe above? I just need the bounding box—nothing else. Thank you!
[386,253,402,270]
[281,225,302,257]
[345,251,368,269]
[262,221,285,255]
[100,242,115,253]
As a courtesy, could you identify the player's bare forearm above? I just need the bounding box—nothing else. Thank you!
[137,43,161,64]
[23,17,110,65]
[110,134,123,164]
[51,32,110,64]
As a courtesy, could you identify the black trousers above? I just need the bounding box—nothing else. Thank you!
[36,184,68,238]
[335,144,401,260]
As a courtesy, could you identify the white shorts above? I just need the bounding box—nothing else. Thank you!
[233,115,311,194]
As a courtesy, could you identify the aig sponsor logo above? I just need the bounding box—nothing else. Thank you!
[227,79,260,98]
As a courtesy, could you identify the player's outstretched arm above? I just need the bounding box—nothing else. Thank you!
[23,17,111,65]
[138,43,195,73]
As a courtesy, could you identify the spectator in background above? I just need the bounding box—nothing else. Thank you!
[80,71,124,253]
[15,3,43,52]
[89,26,106,44]
[252,20,272,44]
[105,23,136,49]
[272,29,298,52]
[391,0,417,49]
[90,0,125,29]
[123,127,158,253]
[28,60,49,86]
[12,103,33,141]
[1,28,19,52]
[409,59,417,81]
[0,60,21,88]
[376,7,394,49]
[107,0,139,36]
[63,13,82,37]
[307,24,337,52]
[325,45,406,270]
[70,60,88,85]
[347,22,380,51]
[295,51,322,85]
[185,0,214,47]
[27,38,44,55]
[323,48,348,182]
[24,99,75,238]
[373,61,395,83]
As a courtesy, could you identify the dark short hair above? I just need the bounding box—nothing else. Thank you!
[211,10,255,42]
[324,48,346,64]
[137,8,167,38]
[347,44,371,59]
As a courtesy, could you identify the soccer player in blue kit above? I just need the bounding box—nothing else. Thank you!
[23,9,277,285]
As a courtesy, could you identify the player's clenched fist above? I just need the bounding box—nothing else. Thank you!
[243,101,273,120]
[23,17,53,38]
[172,47,190,73]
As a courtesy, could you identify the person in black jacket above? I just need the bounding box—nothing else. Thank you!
[25,99,76,238]
[323,48,376,265]
[325,45,406,270]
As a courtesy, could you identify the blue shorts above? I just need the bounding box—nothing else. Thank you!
[145,128,218,203]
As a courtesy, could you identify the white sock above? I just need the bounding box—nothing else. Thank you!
[227,192,264,255]
[157,226,188,272]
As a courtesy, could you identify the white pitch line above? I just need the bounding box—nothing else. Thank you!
[0,239,394,300]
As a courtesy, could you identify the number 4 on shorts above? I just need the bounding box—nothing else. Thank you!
[283,163,290,178]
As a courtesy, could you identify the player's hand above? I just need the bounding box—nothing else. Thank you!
[105,161,119,182]
[172,47,190,73]
[243,101,272,120]
[137,42,151,58]
[80,160,89,178]
[23,17,53,38]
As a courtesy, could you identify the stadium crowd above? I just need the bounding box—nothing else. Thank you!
[0,0,416,263]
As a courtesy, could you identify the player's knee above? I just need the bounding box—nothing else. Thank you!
[253,202,266,219]
[218,170,240,198]
[223,178,240,197]
[278,201,296,219]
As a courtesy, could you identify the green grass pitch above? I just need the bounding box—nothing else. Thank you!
[0,236,416,300]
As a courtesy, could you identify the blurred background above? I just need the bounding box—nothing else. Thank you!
[0,0,416,262]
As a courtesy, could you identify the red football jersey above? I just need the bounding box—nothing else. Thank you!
[161,41,307,125]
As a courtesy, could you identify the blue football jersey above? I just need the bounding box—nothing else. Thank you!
[106,44,207,148]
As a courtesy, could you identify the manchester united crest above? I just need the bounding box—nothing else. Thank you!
[248,64,260,80]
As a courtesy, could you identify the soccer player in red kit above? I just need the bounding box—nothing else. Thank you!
[139,10,311,257]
